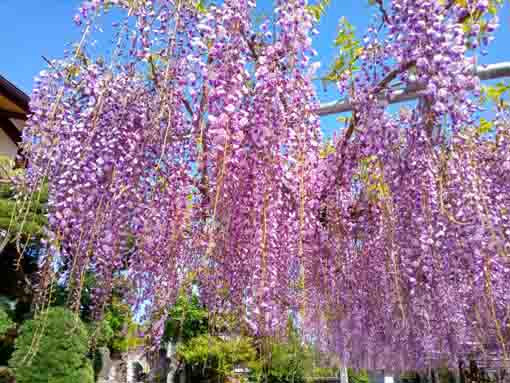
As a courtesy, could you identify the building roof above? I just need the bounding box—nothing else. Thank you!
[0,75,29,115]
[0,75,29,149]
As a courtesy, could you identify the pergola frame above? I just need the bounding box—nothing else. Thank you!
[316,62,510,116]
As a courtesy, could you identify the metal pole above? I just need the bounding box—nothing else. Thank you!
[316,61,510,116]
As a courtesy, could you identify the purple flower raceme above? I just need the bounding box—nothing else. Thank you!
[19,0,509,371]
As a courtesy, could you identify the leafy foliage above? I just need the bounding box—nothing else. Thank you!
[348,368,370,383]
[482,81,510,108]
[103,295,142,354]
[252,339,310,383]
[18,0,509,371]
[0,158,47,328]
[0,309,14,338]
[322,17,362,83]
[88,319,114,348]
[177,334,257,381]
[307,0,331,21]
[0,308,15,366]
[0,155,47,240]
[8,307,93,383]
[249,319,316,383]
[51,273,141,355]
[164,293,208,343]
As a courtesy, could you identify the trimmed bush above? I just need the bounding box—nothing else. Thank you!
[8,307,93,383]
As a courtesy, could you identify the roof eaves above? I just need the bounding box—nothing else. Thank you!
[0,75,29,112]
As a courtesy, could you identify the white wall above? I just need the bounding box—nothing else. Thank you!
[0,128,18,158]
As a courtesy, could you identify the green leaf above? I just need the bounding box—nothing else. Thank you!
[306,0,332,21]
[483,82,510,104]
[478,118,493,135]
[323,17,362,83]
[194,0,208,13]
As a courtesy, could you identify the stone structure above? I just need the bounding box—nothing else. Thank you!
[96,347,129,383]
[126,348,150,383]
[96,342,178,383]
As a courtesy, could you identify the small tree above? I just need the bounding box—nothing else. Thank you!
[8,307,93,383]
[177,334,258,382]
[251,338,310,383]
[164,293,209,344]
[103,295,143,355]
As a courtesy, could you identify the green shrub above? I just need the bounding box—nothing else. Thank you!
[164,293,208,343]
[251,339,310,383]
[178,334,257,381]
[103,295,143,354]
[0,162,48,239]
[348,368,370,383]
[0,308,16,366]
[8,307,94,383]
[0,309,14,338]
[88,319,114,348]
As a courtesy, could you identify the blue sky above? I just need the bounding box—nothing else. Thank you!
[1,1,509,135]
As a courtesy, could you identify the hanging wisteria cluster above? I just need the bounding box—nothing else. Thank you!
[19,0,509,371]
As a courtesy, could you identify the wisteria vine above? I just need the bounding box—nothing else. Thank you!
[17,0,509,371]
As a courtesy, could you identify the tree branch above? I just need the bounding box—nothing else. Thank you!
[181,97,193,116]
[372,60,416,95]
[375,0,391,27]
[241,29,259,60]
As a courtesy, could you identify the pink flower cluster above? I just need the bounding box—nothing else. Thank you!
[20,0,509,370]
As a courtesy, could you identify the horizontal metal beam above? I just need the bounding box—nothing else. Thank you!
[316,61,510,116]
